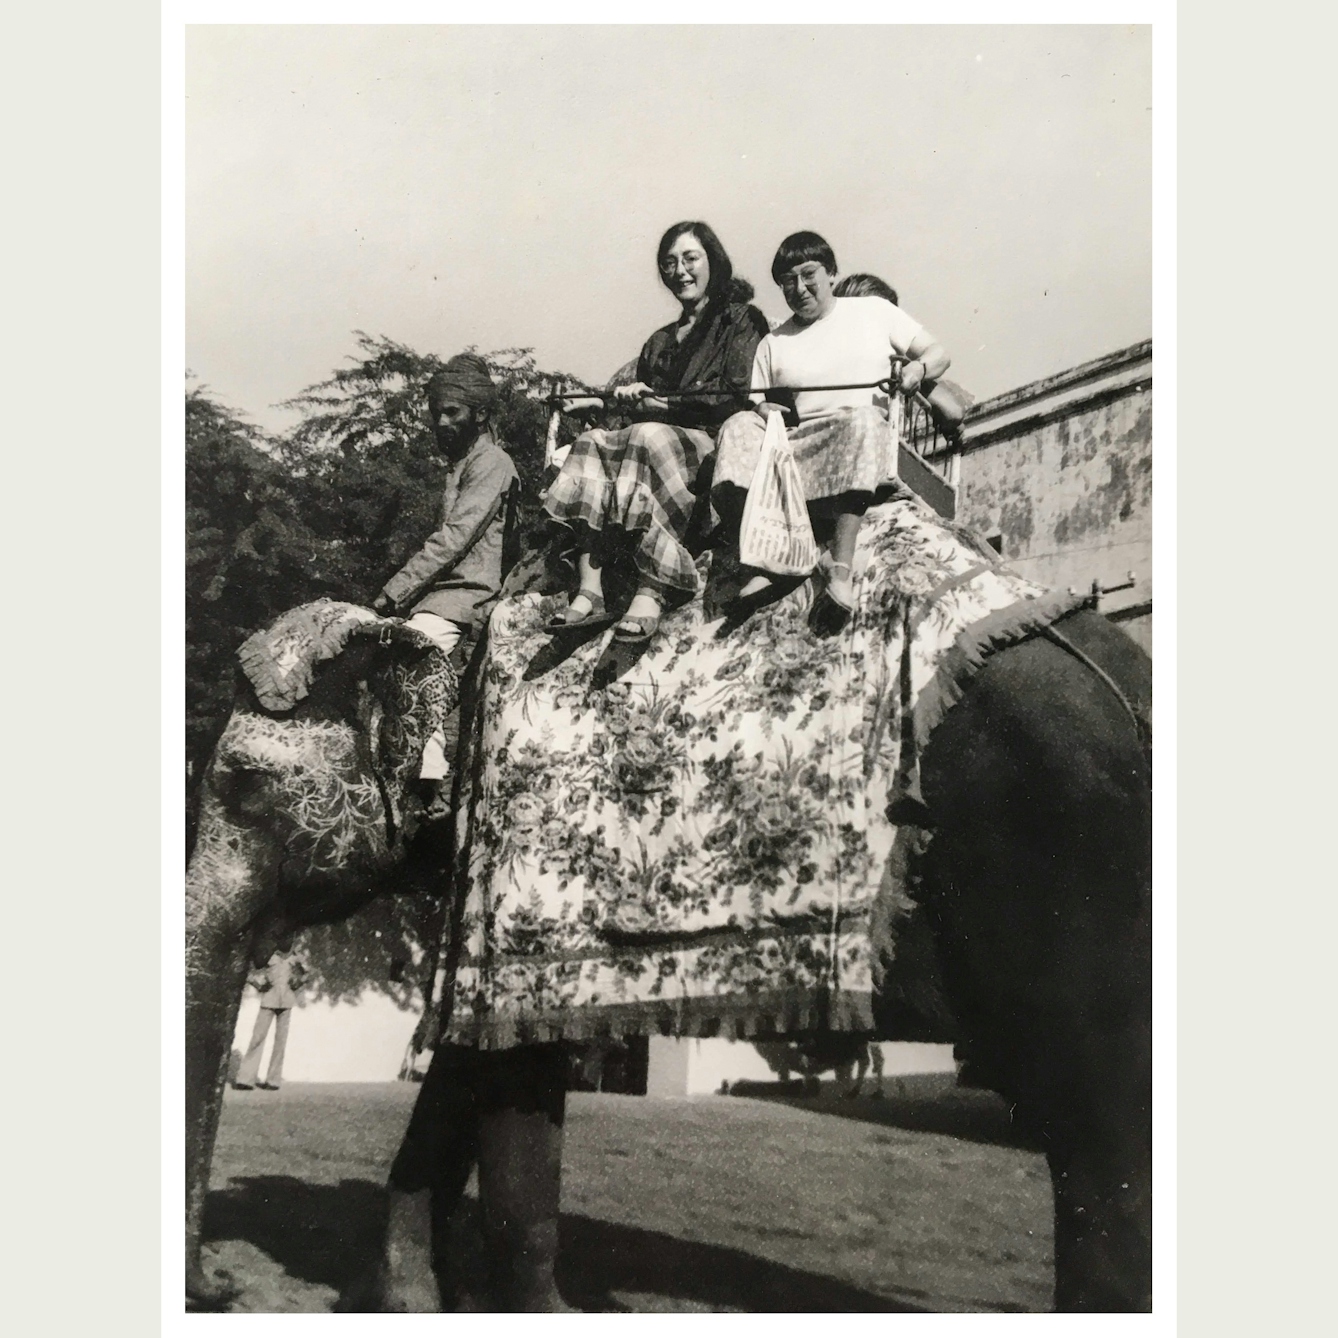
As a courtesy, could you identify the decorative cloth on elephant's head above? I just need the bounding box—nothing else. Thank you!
[235,598,453,713]
[237,600,382,711]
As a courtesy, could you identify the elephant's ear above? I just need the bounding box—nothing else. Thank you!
[237,599,436,711]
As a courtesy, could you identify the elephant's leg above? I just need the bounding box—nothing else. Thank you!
[476,1044,573,1312]
[185,927,253,1306]
[1049,1132,1152,1309]
[185,804,280,1308]
[378,1189,440,1312]
[371,1046,481,1312]
[1047,1023,1152,1312]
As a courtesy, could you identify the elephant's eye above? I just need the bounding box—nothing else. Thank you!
[219,765,272,816]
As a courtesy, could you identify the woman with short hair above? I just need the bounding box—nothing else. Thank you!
[712,231,952,623]
[545,221,769,642]
[835,271,971,435]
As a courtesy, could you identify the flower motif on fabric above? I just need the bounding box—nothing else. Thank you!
[439,497,1062,1048]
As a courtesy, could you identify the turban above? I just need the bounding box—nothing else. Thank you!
[427,353,497,410]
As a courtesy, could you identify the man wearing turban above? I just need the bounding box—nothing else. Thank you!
[373,353,519,799]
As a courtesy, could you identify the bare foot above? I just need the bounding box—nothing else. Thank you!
[565,590,598,619]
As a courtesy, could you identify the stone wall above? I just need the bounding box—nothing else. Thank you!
[934,340,1152,653]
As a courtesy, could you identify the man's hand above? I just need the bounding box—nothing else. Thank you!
[372,591,395,616]
[611,381,653,404]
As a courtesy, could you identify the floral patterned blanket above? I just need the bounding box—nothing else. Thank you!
[440,494,1082,1049]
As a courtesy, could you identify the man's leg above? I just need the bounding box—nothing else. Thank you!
[404,613,466,790]
[262,1008,290,1087]
[234,1007,274,1088]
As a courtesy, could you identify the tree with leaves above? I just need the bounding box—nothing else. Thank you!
[185,381,331,790]
[187,335,601,1012]
[276,332,593,604]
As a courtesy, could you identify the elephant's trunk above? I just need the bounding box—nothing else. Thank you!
[185,790,281,1306]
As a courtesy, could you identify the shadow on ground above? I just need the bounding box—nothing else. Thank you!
[559,1215,923,1312]
[204,1176,386,1294]
[205,1176,920,1312]
[726,1078,1042,1152]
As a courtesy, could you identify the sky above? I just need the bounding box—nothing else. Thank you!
[186,24,1151,435]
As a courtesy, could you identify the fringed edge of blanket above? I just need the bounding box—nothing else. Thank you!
[913,589,1088,752]
[441,987,876,1052]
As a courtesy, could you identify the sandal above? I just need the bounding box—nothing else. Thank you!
[547,592,617,634]
[824,561,856,613]
[613,610,661,643]
[810,558,856,633]
[721,572,799,622]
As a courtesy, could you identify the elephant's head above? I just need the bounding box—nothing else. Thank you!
[188,602,459,954]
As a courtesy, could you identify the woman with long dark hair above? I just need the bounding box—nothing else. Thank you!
[545,221,768,641]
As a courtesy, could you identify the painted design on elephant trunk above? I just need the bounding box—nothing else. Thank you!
[215,710,392,878]
[185,795,280,983]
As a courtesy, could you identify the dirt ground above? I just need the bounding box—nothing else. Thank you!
[202,1078,1053,1312]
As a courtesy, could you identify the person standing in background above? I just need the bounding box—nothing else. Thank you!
[233,948,309,1091]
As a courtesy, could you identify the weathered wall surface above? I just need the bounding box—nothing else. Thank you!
[946,341,1152,653]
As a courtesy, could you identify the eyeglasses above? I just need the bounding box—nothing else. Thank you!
[778,264,828,292]
[660,251,707,276]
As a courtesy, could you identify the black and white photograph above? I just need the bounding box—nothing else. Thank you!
[181,19,1157,1314]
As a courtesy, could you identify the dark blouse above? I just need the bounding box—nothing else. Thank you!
[635,300,771,434]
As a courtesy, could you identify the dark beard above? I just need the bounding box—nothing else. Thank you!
[435,421,481,458]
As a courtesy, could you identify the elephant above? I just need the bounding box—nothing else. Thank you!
[185,601,461,1307]
[185,501,1152,1312]
[372,599,1150,1314]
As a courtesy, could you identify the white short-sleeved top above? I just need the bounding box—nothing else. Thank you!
[750,295,929,420]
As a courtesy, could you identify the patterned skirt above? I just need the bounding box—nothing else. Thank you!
[543,421,715,594]
[711,406,898,518]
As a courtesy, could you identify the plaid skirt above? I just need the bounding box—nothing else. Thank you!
[543,421,714,593]
[711,406,898,518]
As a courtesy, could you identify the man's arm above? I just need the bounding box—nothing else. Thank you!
[380,449,515,609]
